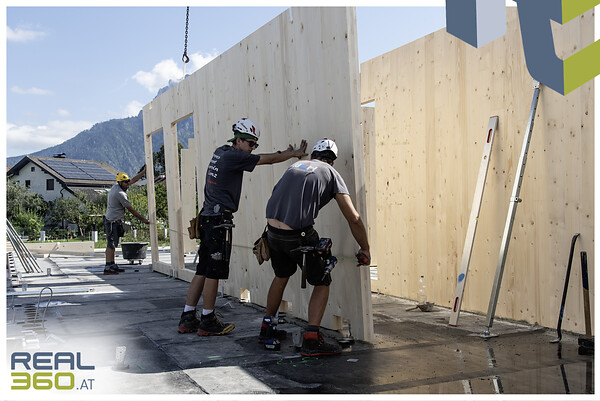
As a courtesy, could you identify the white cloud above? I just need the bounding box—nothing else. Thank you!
[189,51,219,71]
[132,51,219,93]
[123,101,143,118]
[57,109,70,117]
[7,120,93,157]
[11,86,52,95]
[7,26,47,42]
[133,59,181,94]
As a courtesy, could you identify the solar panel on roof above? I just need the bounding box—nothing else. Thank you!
[41,159,115,181]
[43,159,67,168]
[42,160,81,178]
[73,162,115,180]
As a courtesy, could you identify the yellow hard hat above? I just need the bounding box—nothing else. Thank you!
[116,172,130,182]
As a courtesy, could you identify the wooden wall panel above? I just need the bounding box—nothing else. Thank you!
[180,138,198,254]
[360,8,593,334]
[362,106,377,269]
[143,7,372,340]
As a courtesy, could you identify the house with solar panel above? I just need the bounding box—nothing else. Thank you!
[7,155,119,202]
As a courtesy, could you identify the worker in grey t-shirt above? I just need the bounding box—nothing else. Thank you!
[266,158,350,228]
[260,139,370,356]
[104,167,149,275]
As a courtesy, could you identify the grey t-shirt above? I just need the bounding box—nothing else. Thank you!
[266,159,349,229]
[105,184,132,222]
[202,145,261,216]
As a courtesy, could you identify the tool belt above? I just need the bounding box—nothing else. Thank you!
[104,216,125,237]
[187,209,233,239]
[291,237,333,289]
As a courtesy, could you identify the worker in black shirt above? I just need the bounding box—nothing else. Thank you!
[178,118,307,336]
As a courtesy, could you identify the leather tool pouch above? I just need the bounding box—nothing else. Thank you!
[187,213,202,239]
[252,226,270,265]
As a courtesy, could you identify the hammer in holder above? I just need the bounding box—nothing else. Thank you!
[292,245,315,289]
[213,222,235,263]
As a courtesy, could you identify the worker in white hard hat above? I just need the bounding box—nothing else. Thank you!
[104,166,149,275]
[178,118,308,336]
[259,138,370,356]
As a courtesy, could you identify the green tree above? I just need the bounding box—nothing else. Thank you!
[46,194,88,237]
[125,183,169,229]
[80,191,108,234]
[154,183,169,222]
[6,179,47,221]
[153,145,166,175]
[12,210,44,238]
[153,143,184,176]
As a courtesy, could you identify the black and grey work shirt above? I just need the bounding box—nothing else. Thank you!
[202,145,260,216]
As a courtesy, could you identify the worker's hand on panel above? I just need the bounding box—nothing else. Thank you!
[288,139,308,159]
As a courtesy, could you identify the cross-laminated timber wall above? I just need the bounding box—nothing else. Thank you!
[360,8,594,334]
[142,7,373,340]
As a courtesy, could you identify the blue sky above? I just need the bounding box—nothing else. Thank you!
[4,4,447,158]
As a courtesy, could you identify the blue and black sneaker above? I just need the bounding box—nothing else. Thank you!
[258,316,287,349]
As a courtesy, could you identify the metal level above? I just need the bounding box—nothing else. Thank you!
[449,116,498,326]
[484,80,541,335]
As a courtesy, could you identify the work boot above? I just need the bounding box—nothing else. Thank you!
[258,316,287,345]
[300,331,342,357]
[103,265,119,275]
[109,262,125,272]
[105,262,124,273]
[178,310,201,333]
[197,312,235,336]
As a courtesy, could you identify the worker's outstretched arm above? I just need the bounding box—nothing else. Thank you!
[335,193,370,260]
[256,140,308,165]
[126,205,149,224]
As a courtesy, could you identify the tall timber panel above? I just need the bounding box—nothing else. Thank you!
[360,8,593,334]
[143,7,373,340]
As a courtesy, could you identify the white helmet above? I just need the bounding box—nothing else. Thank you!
[231,118,260,140]
[312,138,338,160]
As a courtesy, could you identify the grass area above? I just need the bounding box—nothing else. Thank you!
[17,229,184,250]
[21,236,180,250]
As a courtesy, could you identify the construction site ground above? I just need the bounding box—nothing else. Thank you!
[5,250,595,397]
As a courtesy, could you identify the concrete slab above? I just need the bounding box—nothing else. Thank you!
[5,253,594,397]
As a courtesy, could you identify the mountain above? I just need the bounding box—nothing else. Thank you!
[7,82,194,174]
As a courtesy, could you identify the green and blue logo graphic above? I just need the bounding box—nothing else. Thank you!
[10,351,96,391]
[446,0,506,48]
[446,0,600,95]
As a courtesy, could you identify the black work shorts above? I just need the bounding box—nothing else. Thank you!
[196,217,232,280]
[104,217,122,249]
[267,225,331,286]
